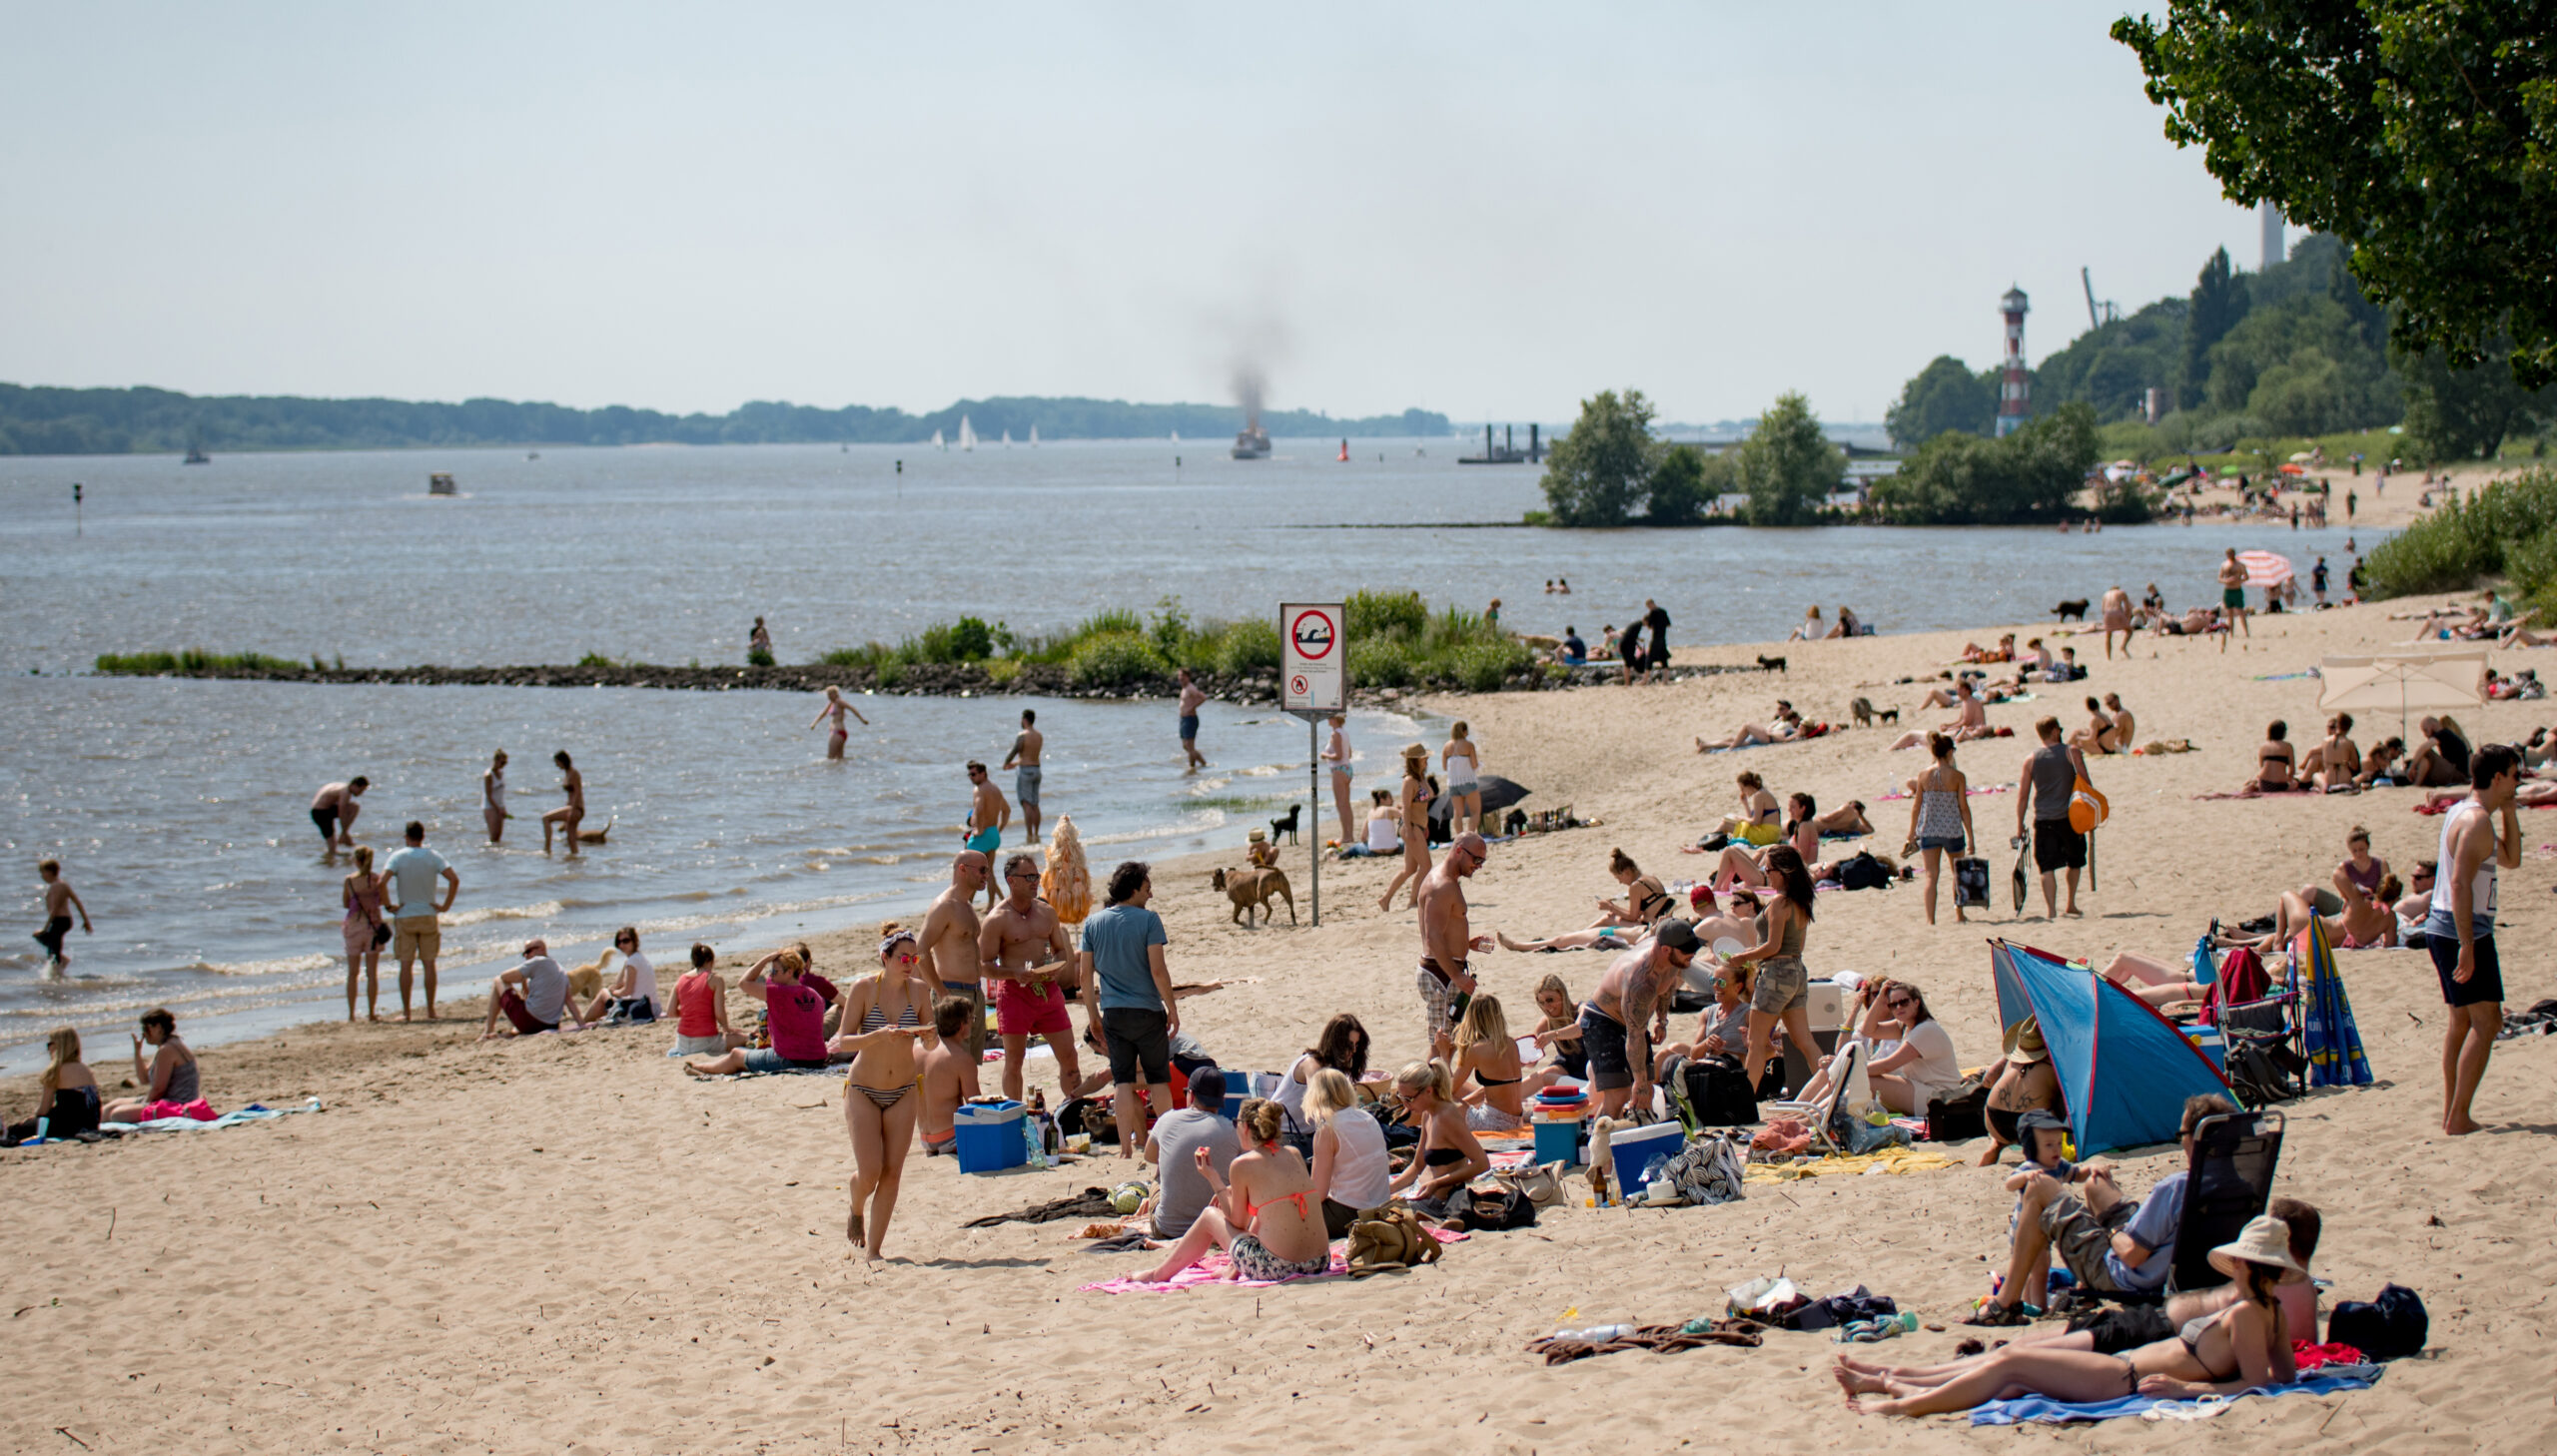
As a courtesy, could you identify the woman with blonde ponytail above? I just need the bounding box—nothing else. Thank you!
[1385,1060,1488,1213]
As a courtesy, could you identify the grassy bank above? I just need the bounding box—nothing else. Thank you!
[2360,466,2557,612]
[95,649,317,675]
[817,591,1537,693]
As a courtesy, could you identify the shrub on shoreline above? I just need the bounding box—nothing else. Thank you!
[2361,466,2557,610]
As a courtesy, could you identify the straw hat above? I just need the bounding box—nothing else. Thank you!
[2003,1018,2049,1064]
[1401,742,1429,761]
[1248,828,1267,842]
[2207,1214,2305,1280]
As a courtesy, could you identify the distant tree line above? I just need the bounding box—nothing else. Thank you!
[1886,237,2555,465]
[0,384,1450,456]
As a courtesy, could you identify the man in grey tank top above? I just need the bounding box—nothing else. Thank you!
[2014,717,2091,919]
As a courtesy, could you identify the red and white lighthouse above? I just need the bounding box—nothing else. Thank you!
[1996,286,2030,436]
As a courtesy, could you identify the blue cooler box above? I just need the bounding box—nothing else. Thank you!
[1532,1115,1585,1165]
[952,1099,1027,1173]
[1608,1120,1685,1194]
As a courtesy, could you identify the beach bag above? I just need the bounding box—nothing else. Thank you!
[1344,1203,1441,1276]
[1924,1079,1989,1142]
[1952,856,1991,908]
[1836,852,1891,891]
[1674,1055,1760,1129]
[371,920,392,948]
[2327,1284,2427,1359]
[1456,1183,1539,1232]
[1659,1131,1747,1206]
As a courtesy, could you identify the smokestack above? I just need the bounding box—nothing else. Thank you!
[1529,423,1540,462]
[2259,201,2285,271]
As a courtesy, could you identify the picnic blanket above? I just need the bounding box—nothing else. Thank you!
[1526,1318,1767,1365]
[1967,1367,2379,1425]
[1743,1146,1958,1182]
[74,1098,323,1139]
[1080,1228,1468,1293]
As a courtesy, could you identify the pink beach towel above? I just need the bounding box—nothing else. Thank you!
[137,1098,218,1122]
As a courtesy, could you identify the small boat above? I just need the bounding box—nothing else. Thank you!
[526,450,540,460]
[1231,423,1271,459]
[959,416,978,452]
[183,445,211,464]
[933,428,946,450]
[427,472,457,496]
[1002,428,1012,447]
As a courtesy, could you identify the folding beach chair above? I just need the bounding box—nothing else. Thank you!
[2164,1108,2285,1294]
[1762,1040,1867,1152]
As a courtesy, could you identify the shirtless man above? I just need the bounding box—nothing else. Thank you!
[33,859,92,975]
[915,995,981,1157]
[962,762,1011,909]
[1001,709,1044,847]
[2217,548,2250,637]
[310,777,369,853]
[1890,678,1988,750]
[1414,832,1494,1062]
[1177,668,1208,771]
[918,851,993,1062]
[1579,921,1700,1118]
[540,751,584,856]
[980,852,1083,1104]
[2101,585,2133,659]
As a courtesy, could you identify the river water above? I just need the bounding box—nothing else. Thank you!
[0,437,2373,1059]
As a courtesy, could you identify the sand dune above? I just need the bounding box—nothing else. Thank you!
[4,596,2550,1454]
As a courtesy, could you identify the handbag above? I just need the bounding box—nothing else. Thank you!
[1924,1078,1989,1141]
[371,919,392,948]
[1953,856,1991,907]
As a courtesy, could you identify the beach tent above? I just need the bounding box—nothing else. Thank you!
[2315,649,2485,738]
[1989,941,2236,1155]
[2235,549,2295,585]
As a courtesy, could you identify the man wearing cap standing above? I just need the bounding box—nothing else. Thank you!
[1579,920,1701,1118]
[1414,831,1492,1061]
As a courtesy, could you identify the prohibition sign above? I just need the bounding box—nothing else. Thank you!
[1290,609,1336,660]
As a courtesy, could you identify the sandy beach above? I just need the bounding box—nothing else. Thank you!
[6,593,2551,1456]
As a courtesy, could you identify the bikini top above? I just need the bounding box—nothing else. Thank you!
[1630,877,1671,922]
[2178,1308,2242,1382]
[860,997,920,1033]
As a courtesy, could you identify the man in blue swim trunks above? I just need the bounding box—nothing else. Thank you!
[1177,669,1207,772]
[964,761,1011,910]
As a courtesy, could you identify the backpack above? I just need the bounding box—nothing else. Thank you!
[1924,1079,1989,1142]
[1953,856,1992,908]
[1836,852,1891,891]
[2327,1283,2427,1359]
[1666,1054,1760,1130]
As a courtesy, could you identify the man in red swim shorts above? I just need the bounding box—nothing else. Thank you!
[980,852,1084,1106]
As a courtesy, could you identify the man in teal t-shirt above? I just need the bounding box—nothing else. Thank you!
[1078,861,1177,1157]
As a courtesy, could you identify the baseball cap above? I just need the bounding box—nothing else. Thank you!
[1654,920,1700,954]
[2017,1108,2070,1135]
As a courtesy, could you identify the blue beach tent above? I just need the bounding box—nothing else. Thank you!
[1989,940,2237,1156]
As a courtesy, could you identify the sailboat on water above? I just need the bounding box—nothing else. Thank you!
[959,416,977,451]
[1030,425,1040,447]
[933,428,946,450]
[1001,428,1012,447]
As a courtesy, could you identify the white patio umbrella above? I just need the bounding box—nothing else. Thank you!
[2316,650,2487,740]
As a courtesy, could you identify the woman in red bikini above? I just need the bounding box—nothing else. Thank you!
[1139,1098,1330,1283]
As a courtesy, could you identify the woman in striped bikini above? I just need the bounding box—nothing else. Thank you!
[836,923,936,1262]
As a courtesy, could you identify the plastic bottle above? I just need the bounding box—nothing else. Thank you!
[1551,1323,1634,1343]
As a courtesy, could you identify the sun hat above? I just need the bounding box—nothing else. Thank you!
[2208,1213,2305,1280]
[1401,742,1428,760]
[2004,1018,2049,1064]
[1248,828,1267,842]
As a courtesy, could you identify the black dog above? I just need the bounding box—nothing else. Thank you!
[1269,803,1300,845]
[1757,654,1788,674]
[2052,599,2090,622]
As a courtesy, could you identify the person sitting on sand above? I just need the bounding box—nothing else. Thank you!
[2403,714,2471,787]
[1828,605,1863,639]
[1658,958,1752,1066]
[577,926,659,1026]
[100,1008,201,1122]
[916,995,979,1157]
[1969,1092,2235,1324]
[1145,1066,1239,1239]
[1707,793,1822,893]
[1384,1060,1490,1217]
[1998,1110,2084,1308]
[1268,1013,1370,1136]
[1140,1097,1331,1284]
[1496,849,1673,954]
[2068,696,2118,755]
[1889,677,1989,750]
[1305,1069,1393,1237]
[1842,1210,2300,1414]
[1696,701,1803,753]
[2252,720,2298,793]
[1525,975,1588,1082]
[1331,789,1401,859]
[6,1028,101,1143]
[2357,736,2408,787]
[679,948,826,1074]
[2305,714,2362,791]
[480,940,584,1040]
[1685,884,1761,955]
[830,929,938,1262]
[668,943,748,1056]
[1976,1019,2065,1165]
[1449,995,1531,1130]
[1245,827,1278,871]
[1787,605,1824,642]
[1957,633,2017,664]
[1694,771,1783,852]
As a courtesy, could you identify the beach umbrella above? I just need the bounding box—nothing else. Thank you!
[2276,461,2307,475]
[1426,774,1529,843]
[2316,650,2486,739]
[2235,549,2294,586]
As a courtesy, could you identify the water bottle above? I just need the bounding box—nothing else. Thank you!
[1552,1323,1634,1342]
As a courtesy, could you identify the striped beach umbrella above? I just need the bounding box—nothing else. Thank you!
[2235,549,2294,585]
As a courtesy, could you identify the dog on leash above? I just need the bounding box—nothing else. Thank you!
[1757,654,1788,674]
[1850,696,1900,728]
[1211,866,1296,927]
[2052,599,2090,622]
[1268,803,1301,845]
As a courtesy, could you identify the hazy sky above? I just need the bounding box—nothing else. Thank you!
[0,4,2268,422]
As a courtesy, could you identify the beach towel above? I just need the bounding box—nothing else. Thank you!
[1965,1368,2379,1425]
[2294,920,2373,1088]
[1079,1229,1467,1293]
[93,1098,323,1136]
[1742,1146,1956,1182]
[1526,1318,1765,1365]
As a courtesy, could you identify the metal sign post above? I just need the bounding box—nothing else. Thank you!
[1279,602,1345,926]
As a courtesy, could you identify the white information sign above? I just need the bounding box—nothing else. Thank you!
[1279,601,1344,714]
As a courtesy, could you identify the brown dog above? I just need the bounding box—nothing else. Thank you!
[1211,866,1296,927]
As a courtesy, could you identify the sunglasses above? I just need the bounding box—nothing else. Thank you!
[1007,867,1037,879]
[1888,996,1916,1009]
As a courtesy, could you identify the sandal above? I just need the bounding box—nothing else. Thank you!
[1962,1300,2035,1328]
